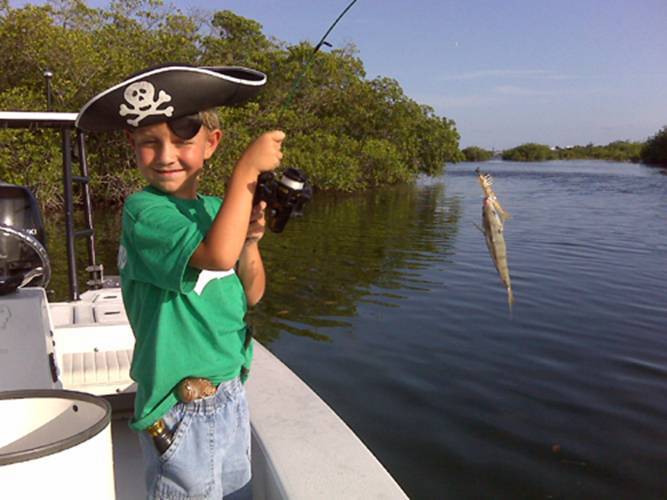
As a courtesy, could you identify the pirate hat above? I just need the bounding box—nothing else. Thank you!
[76,64,266,134]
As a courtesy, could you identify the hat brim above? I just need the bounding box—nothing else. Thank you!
[76,65,266,132]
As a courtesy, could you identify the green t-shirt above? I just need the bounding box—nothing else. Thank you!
[119,185,253,430]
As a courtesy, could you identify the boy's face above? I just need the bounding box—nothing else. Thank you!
[128,122,221,199]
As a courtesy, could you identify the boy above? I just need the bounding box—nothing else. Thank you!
[77,65,280,498]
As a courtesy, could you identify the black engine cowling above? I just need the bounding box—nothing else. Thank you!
[0,184,48,294]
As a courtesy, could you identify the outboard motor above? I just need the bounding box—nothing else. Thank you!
[0,183,51,294]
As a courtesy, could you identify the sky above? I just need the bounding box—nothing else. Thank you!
[11,0,667,149]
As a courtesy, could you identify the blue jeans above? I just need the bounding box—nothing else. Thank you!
[138,377,252,499]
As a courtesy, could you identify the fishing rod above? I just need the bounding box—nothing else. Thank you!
[254,0,359,234]
[277,0,359,119]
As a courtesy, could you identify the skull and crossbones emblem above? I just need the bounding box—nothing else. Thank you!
[119,81,174,127]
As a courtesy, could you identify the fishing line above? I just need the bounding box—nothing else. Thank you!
[277,0,359,121]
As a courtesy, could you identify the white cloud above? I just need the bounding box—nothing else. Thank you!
[414,94,501,109]
[493,85,559,97]
[439,69,574,81]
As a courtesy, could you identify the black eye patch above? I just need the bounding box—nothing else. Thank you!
[167,114,202,140]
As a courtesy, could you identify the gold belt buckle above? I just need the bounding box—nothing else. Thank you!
[176,377,217,403]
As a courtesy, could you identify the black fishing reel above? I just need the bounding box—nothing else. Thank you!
[253,167,312,233]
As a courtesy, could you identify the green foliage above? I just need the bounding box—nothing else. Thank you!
[556,141,643,162]
[286,132,363,191]
[502,140,644,163]
[502,143,556,161]
[0,86,64,205]
[0,1,462,206]
[461,146,493,162]
[640,126,667,166]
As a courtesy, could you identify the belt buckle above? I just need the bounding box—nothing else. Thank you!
[177,377,216,403]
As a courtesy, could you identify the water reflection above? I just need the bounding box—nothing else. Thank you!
[249,182,462,343]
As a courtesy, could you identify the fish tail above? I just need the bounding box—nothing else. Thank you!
[507,286,514,314]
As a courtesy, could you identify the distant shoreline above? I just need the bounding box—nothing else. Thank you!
[462,142,643,163]
[460,158,642,164]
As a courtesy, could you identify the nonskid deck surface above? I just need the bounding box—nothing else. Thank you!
[50,288,136,396]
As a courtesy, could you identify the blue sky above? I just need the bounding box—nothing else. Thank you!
[12,0,667,149]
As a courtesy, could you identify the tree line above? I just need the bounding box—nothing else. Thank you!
[0,0,462,207]
[463,129,667,165]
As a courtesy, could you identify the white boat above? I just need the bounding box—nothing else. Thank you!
[0,111,408,499]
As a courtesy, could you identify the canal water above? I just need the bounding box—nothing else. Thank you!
[46,160,667,499]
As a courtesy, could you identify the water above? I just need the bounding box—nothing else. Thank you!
[46,161,667,499]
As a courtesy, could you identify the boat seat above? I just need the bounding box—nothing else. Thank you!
[50,287,136,396]
[61,349,134,395]
[51,302,129,327]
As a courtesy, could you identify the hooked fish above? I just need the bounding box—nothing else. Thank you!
[475,168,514,311]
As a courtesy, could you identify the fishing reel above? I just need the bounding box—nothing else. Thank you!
[253,167,312,233]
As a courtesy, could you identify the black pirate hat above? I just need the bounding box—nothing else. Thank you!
[76,64,266,135]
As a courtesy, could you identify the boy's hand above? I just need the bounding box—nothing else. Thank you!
[245,201,267,245]
[238,130,285,173]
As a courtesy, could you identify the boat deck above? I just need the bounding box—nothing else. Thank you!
[43,288,407,499]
